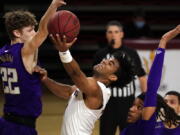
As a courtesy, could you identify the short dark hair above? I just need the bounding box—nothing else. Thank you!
[111,50,136,87]
[165,91,180,104]
[3,10,37,40]
[106,20,123,32]
[137,92,145,101]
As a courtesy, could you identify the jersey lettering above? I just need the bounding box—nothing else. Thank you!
[0,67,20,94]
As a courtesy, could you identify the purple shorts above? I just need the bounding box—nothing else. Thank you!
[0,117,37,135]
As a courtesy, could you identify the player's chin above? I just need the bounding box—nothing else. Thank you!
[127,117,132,123]
[127,115,135,123]
[93,66,102,75]
[93,65,98,70]
[94,65,102,72]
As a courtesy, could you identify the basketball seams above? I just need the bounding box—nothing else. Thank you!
[62,13,73,34]
[65,24,80,35]
[57,12,61,35]
[48,10,80,42]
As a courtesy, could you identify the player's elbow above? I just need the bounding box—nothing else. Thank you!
[37,20,49,37]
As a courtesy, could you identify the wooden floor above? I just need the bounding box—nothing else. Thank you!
[0,91,119,135]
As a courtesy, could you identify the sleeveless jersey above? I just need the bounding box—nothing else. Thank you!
[0,43,42,117]
[61,81,111,135]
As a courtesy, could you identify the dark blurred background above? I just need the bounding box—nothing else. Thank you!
[0,0,180,84]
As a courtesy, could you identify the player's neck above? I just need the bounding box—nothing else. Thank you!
[113,42,122,49]
[11,38,23,45]
[93,76,110,86]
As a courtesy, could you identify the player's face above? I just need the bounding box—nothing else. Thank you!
[106,25,124,46]
[127,98,144,123]
[93,58,120,77]
[19,25,36,42]
[164,95,180,114]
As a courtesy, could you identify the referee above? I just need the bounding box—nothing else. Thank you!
[93,20,147,135]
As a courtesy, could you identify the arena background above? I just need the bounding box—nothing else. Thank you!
[0,0,180,134]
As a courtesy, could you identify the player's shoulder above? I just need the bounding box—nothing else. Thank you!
[86,78,106,92]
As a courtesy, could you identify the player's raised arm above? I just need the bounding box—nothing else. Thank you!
[142,25,180,120]
[50,34,101,97]
[23,0,66,55]
[159,25,180,49]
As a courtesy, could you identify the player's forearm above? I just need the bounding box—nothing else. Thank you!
[38,4,58,34]
[58,50,85,79]
[63,59,85,80]
[144,48,165,107]
[59,50,89,93]
[62,59,92,95]
[143,48,165,120]
[139,76,147,93]
[37,4,59,39]
[43,77,72,99]
[27,1,66,52]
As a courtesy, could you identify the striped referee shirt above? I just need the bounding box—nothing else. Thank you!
[109,80,136,97]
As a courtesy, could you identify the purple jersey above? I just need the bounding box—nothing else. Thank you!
[0,43,42,118]
[155,121,180,135]
[121,48,165,135]
[0,117,37,135]
[121,113,156,135]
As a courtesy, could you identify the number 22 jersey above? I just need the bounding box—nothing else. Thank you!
[0,43,42,118]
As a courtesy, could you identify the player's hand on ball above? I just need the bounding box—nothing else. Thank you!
[49,34,77,52]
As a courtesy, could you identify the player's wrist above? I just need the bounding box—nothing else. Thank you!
[59,50,73,63]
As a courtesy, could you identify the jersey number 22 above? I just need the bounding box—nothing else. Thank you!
[0,67,20,94]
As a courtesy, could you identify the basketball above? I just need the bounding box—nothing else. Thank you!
[48,10,80,43]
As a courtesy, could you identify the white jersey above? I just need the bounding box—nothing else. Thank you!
[61,81,111,135]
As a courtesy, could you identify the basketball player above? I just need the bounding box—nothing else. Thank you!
[93,20,147,135]
[0,0,66,135]
[164,91,180,115]
[154,91,180,135]
[34,33,135,135]
[121,25,180,135]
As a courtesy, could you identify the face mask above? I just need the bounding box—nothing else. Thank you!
[134,21,145,28]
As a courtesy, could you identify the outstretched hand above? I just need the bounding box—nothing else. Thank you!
[49,34,77,52]
[51,0,66,8]
[159,24,180,48]
[162,24,180,42]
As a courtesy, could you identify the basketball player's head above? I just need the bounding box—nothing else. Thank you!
[127,93,145,123]
[105,20,124,47]
[164,91,180,114]
[93,51,135,87]
[93,57,120,85]
[4,10,37,41]
[127,93,180,127]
